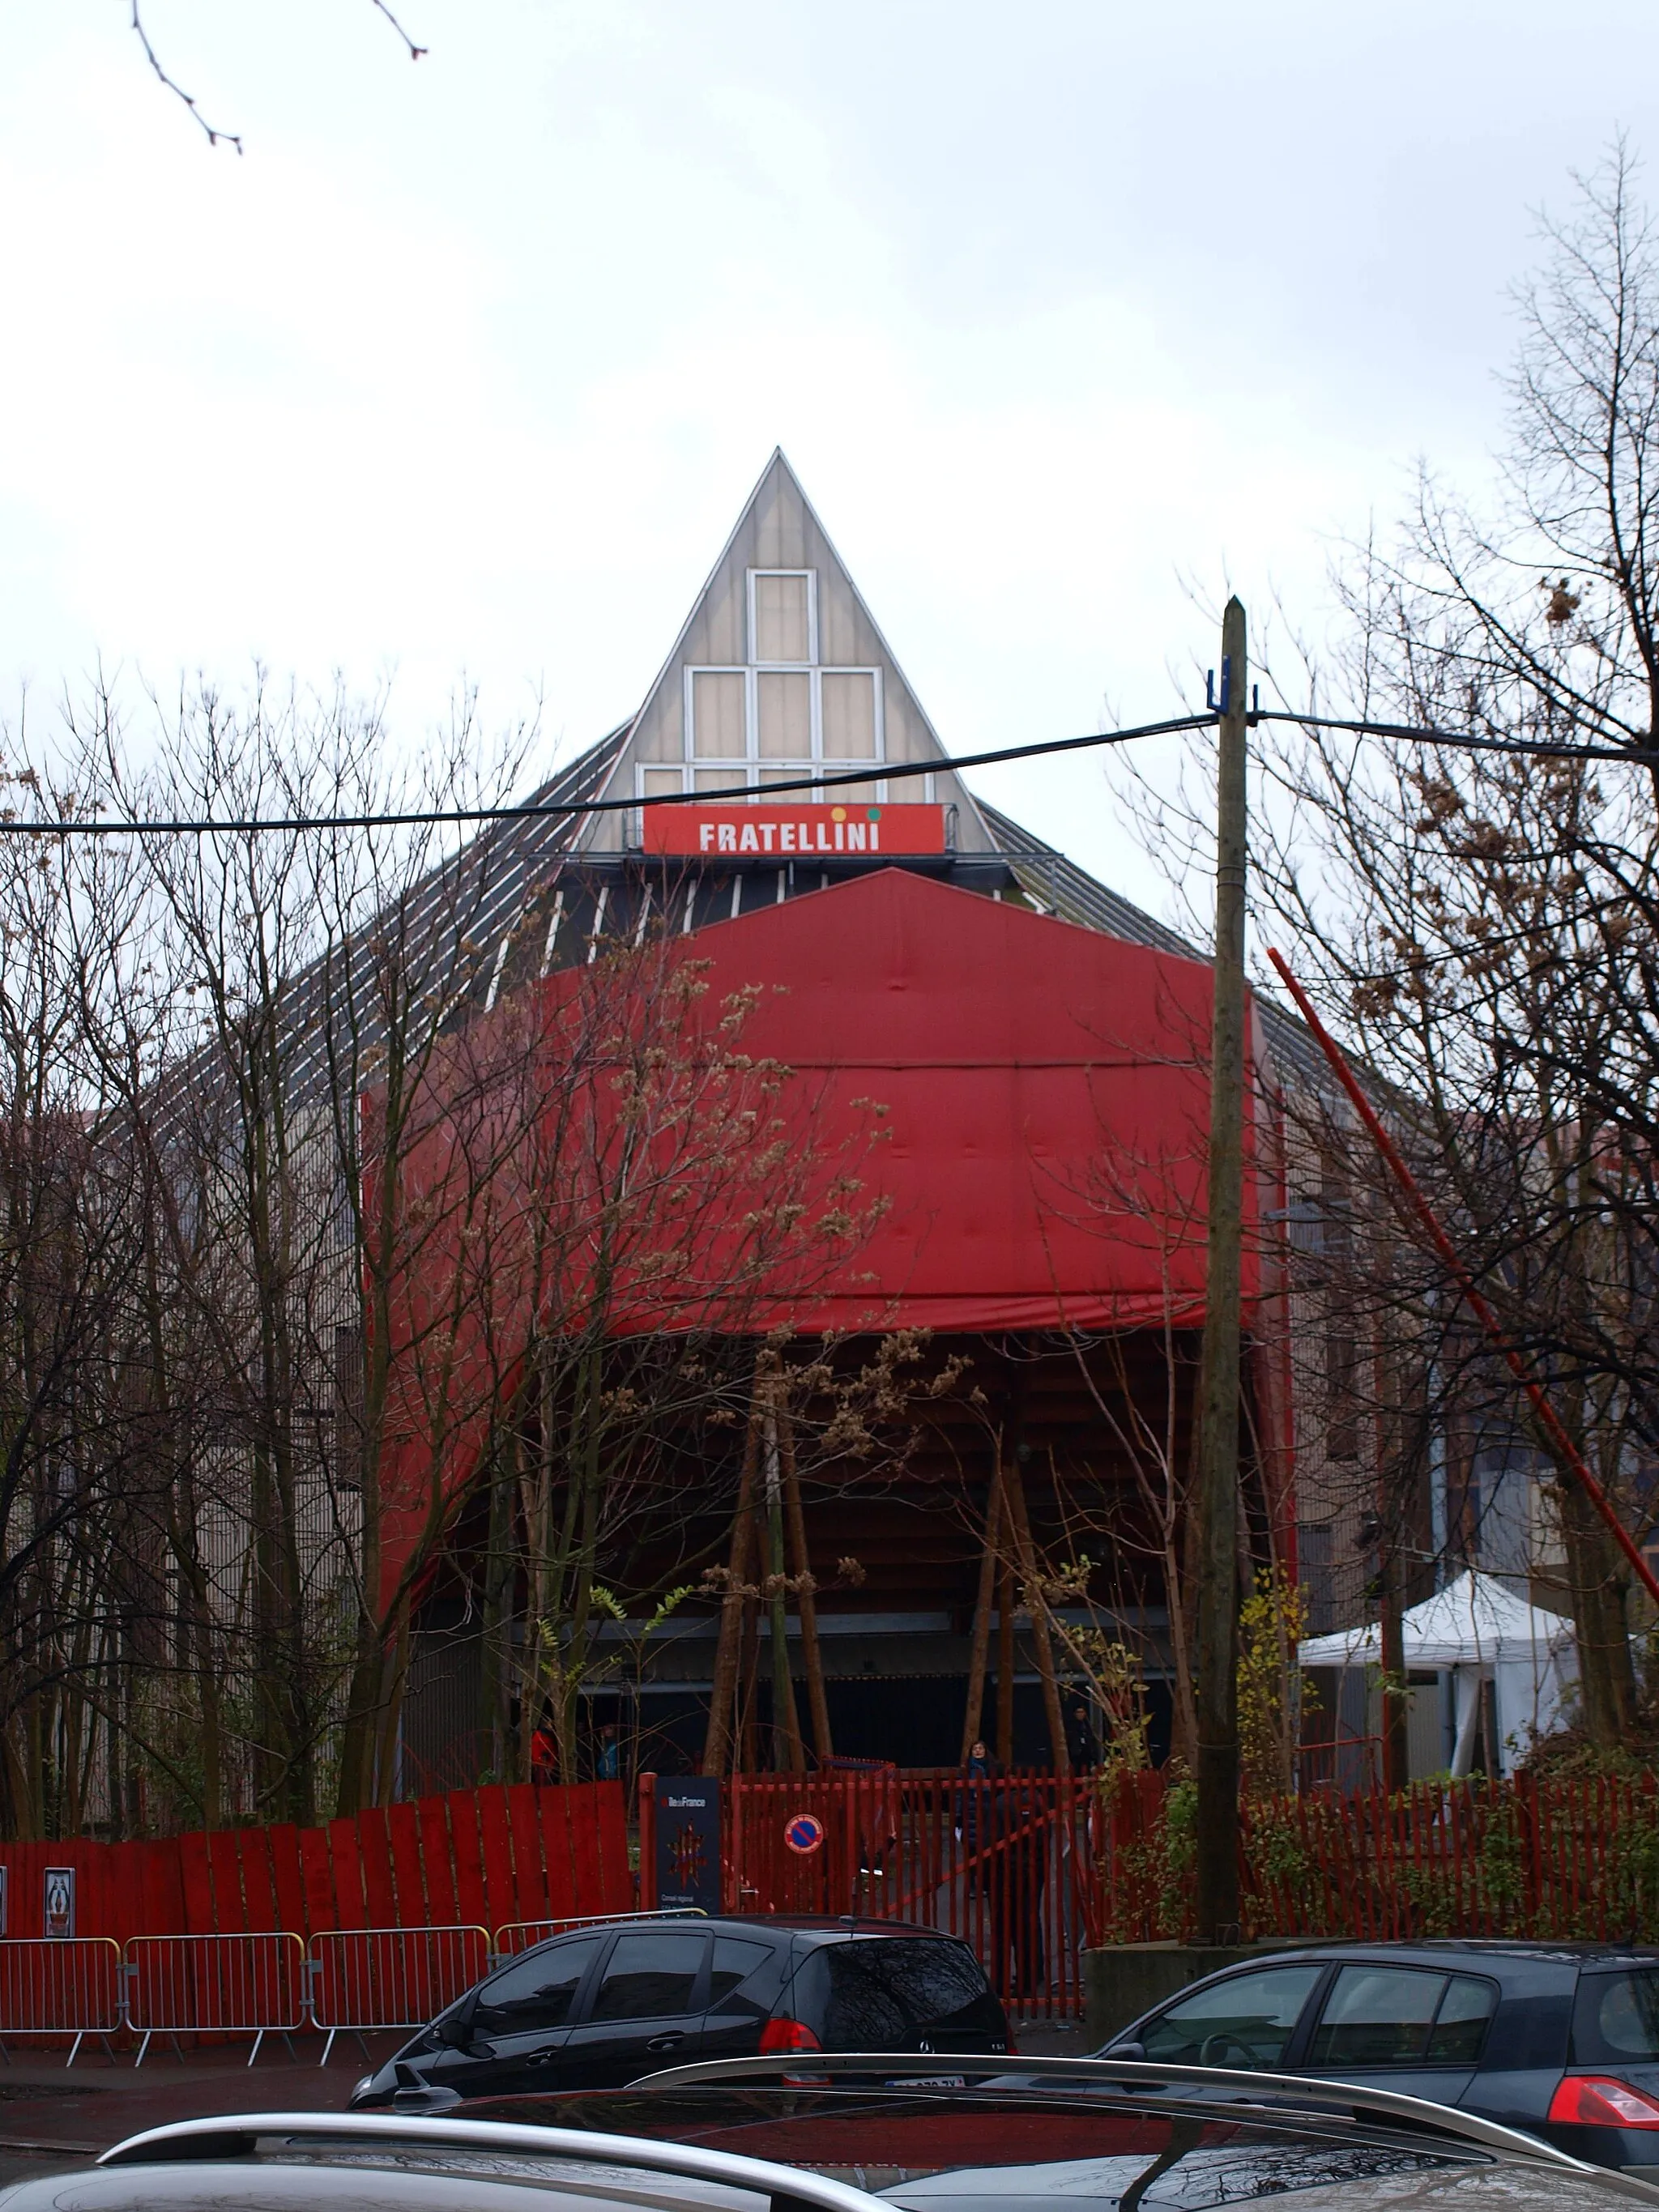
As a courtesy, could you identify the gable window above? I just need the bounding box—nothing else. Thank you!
[646,568,890,808]
[751,571,812,663]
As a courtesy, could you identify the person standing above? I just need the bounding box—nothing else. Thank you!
[957,1740,1007,1995]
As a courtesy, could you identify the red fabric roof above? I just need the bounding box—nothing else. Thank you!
[662,868,1264,1332]
[373,868,1273,1615]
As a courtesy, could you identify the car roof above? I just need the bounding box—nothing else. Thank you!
[1211,1941,1659,1971]
[458,2054,1643,2180]
[716,1915,950,1941]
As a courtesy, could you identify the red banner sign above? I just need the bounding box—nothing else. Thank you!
[643,802,946,859]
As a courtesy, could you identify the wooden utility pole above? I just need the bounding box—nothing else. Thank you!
[1192,595,1248,1941]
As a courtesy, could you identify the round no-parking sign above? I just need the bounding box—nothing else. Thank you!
[785,1811,825,1856]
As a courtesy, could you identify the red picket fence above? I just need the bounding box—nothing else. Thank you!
[717,1769,1102,2021]
[0,1781,630,1944]
[1097,1767,1659,1943]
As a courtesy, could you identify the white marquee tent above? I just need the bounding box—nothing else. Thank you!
[1298,1569,1577,1777]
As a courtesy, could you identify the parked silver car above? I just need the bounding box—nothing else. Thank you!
[22,2052,1658,2212]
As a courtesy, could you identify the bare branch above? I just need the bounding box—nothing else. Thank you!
[131,0,429,156]
[130,3,242,154]
[368,0,429,60]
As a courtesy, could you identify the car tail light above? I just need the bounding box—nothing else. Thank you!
[1549,2075,1659,2129]
[760,2017,823,2054]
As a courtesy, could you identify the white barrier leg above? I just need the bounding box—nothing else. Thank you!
[133,2031,151,2068]
[320,2027,335,2067]
[66,2032,83,2069]
[247,2030,263,2069]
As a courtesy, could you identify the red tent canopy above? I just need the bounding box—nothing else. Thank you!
[373,868,1276,1613]
[672,868,1265,1332]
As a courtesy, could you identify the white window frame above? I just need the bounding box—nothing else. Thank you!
[747,569,817,667]
[679,663,885,774]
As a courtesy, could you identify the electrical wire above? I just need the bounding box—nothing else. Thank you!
[0,714,1217,838]
[1253,707,1659,765]
[2,699,1655,838]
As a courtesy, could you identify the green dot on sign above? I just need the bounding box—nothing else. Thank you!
[867,808,881,820]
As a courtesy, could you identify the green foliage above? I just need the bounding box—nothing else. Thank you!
[1238,1568,1316,1800]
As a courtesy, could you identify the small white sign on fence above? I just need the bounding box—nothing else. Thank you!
[43,1869,74,1941]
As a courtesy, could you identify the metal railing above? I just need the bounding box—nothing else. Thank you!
[309,1924,491,2065]
[126,1933,307,2067]
[492,1907,706,1957]
[0,1905,712,2065]
[0,1938,123,2066]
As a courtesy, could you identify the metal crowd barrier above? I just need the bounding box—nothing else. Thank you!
[126,1933,307,2067]
[308,1924,490,2065]
[492,1906,706,1957]
[0,1938,123,2066]
[0,1914,699,2067]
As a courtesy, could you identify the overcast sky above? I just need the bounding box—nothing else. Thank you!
[5,3,1658,918]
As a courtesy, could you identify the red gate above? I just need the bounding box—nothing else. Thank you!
[717,1769,1101,2022]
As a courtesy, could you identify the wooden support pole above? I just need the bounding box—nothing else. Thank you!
[762,1389,806,1774]
[1002,1447,1071,1777]
[996,1557,1015,1767]
[961,1468,1003,1760]
[736,1605,759,1772]
[702,1398,762,1775]
[777,1397,832,1763]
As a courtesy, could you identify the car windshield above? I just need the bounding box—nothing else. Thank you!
[1572,1970,1659,2064]
[452,2086,1486,2212]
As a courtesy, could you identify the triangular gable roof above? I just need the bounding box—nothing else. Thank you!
[578,450,996,853]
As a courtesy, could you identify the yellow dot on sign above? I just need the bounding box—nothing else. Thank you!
[831,806,847,820]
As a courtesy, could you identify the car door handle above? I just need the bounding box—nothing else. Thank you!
[646,2033,685,2051]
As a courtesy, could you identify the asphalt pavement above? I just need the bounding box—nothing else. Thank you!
[0,2021,1096,2191]
[0,2033,400,2190]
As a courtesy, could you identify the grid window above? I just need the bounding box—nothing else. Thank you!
[691,671,745,758]
[752,571,812,663]
[821,670,876,757]
[757,671,811,757]
[667,568,885,805]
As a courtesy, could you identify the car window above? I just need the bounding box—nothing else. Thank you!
[590,1930,707,2022]
[1573,1971,1659,2063]
[471,1936,601,2038]
[1309,1967,1443,2066]
[816,1950,910,2045]
[839,1939,992,2023]
[709,1937,773,2005]
[1426,1975,1498,2063]
[1141,1965,1323,2068]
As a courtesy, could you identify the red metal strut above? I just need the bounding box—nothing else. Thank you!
[1266,945,1659,1609]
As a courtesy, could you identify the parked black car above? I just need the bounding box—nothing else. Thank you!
[351,1915,1010,2109]
[1095,1940,1659,2173]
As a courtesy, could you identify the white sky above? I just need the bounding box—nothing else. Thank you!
[4,2,1658,920]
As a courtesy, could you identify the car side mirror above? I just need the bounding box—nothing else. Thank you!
[436,2008,476,2052]
[1108,2040,1146,2059]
